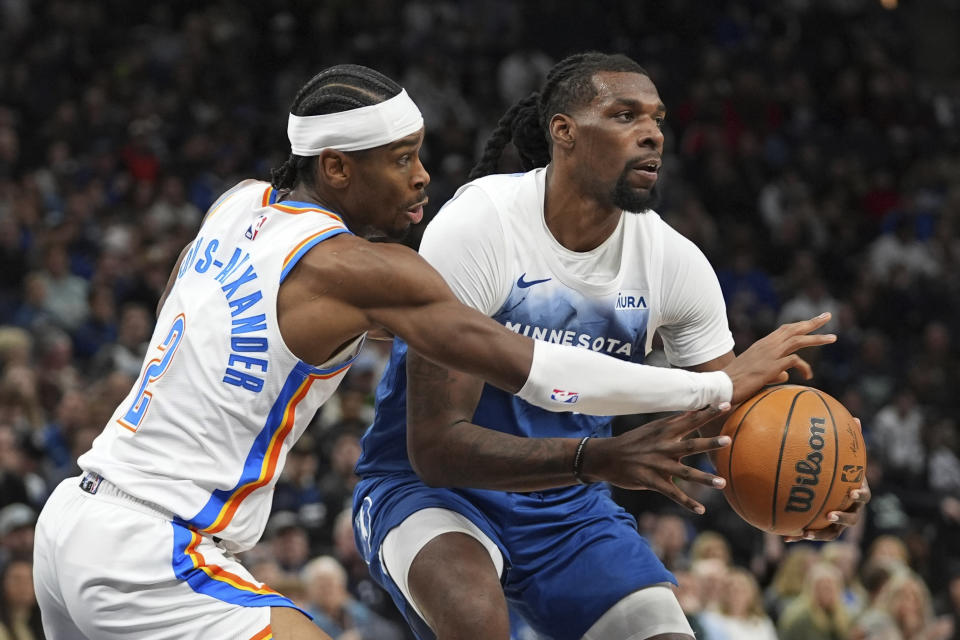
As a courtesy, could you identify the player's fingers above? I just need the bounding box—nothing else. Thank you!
[665,460,727,489]
[850,483,871,505]
[666,404,730,437]
[785,312,832,335]
[650,477,706,515]
[781,354,813,380]
[786,333,837,351]
[823,509,859,528]
[668,435,732,459]
[799,524,843,542]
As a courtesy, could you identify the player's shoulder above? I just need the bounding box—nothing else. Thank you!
[426,170,539,242]
[295,234,418,283]
[640,209,705,256]
[289,233,445,308]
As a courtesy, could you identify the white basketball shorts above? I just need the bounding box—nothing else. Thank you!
[33,474,301,640]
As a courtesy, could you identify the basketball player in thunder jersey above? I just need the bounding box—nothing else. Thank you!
[31,65,830,640]
[353,53,872,640]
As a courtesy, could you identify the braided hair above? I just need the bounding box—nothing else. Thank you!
[270,65,403,191]
[469,52,648,180]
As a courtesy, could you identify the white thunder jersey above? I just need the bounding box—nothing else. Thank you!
[423,168,733,381]
[79,180,363,552]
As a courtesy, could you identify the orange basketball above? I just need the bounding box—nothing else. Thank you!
[713,385,866,536]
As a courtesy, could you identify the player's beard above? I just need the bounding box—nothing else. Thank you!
[612,166,661,213]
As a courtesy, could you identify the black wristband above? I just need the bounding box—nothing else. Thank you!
[573,436,592,485]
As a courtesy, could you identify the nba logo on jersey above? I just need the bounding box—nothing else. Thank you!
[79,471,103,495]
[245,215,268,240]
[551,389,579,404]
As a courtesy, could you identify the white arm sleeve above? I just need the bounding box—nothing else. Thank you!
[518,339,732,414]
[418,186,509,316]
[655,226,734,367]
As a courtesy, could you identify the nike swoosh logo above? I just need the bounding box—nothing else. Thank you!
[517,274,552,288]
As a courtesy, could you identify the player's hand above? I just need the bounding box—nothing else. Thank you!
[723,313,837,403]
[784,417,870,543]
[782,478,871,542]
[583,405,732,514]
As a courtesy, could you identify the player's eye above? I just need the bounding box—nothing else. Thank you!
[397,154,411,166]
[614,111,634,122]
[655,116,666,129]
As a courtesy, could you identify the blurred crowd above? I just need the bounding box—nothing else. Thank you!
[2,0,960,638]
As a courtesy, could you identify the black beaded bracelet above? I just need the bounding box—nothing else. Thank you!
[573,435,592,485]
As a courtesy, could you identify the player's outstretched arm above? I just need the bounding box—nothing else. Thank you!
[282,235,747,414]
[281,235,834,414]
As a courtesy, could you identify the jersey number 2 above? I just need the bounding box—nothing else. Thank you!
[118,314,186,432]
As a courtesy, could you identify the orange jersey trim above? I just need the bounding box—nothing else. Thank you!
[249,626,273,640]
[183,531,279,596]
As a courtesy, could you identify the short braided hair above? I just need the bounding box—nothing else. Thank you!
[469,52,648,180]
[270,65,402,191]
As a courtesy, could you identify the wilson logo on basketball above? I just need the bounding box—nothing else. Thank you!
[785,416,826,513]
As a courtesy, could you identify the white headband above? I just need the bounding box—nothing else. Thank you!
[287,89,424,155]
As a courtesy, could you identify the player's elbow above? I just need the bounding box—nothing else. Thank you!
[407,443,448,487]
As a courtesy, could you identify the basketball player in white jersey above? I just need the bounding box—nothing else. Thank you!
[32,64,833,640]
[353,53,871,640]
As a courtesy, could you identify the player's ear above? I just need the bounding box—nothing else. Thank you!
[318,150,351,188]
[549,113,576,151]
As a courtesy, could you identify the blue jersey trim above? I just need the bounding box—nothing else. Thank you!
[170,522,309,614]
[279,227,351,283]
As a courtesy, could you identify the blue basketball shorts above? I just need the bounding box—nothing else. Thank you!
[352,472,675,640]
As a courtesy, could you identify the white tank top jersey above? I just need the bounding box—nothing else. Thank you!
[421,168,734,371]
[78,180,364,552]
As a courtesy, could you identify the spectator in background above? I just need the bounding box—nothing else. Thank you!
[702,567,778,640]
[853,570,953,640]
[0,366,43,435]
[0,503,35,572]
[764,545,818,623]
[692,557,729,614]
[0,329,31,371]
[933,563,960,640]
[869,217,939,282]
[778,562,851,640]
[650,513,691,572]
[267,511,312,576]
[0,557,44,640]
[301,555,404,640]
[319,432,362,542]
[70,286,117,364]
[35,243,88,333]
[865,535,911,571]
[907,321,959,411]
[330,508,405,635]
[821,541,868,617]
[272,435,327,536]
[88,302,151,379]
[11,275,55,342]
[34,328,77,410]
[689,530,733,567]
[144,175,201,236]
[777,276,840,331]
[926,417,960,496]
[673,568,722,640]
[0,428,29,510]
[870,388,927,487]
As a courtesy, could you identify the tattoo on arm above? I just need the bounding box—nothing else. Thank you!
[408,352,573,489]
